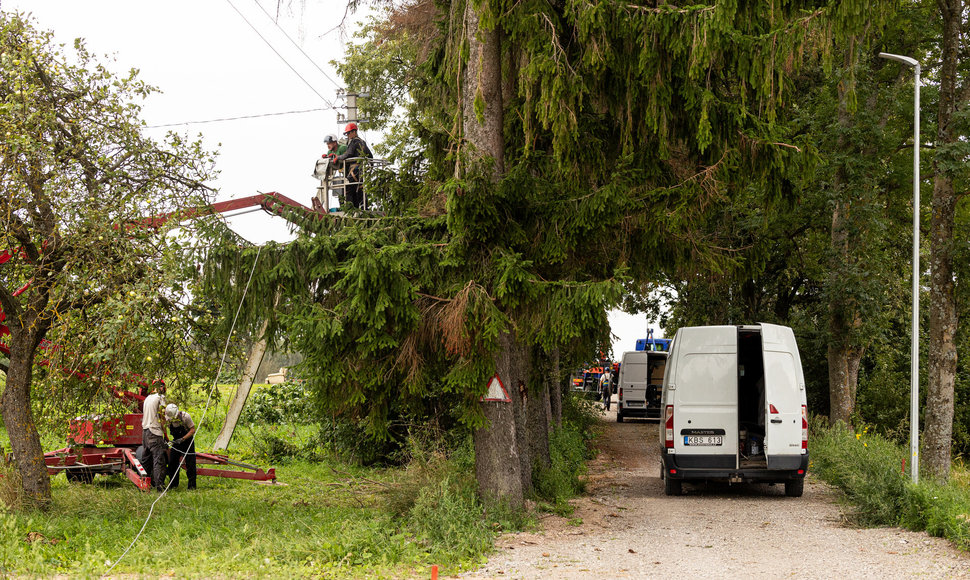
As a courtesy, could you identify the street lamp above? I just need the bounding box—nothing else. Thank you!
[879,51,920,483]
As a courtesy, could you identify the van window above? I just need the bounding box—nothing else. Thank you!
[677,353,735,404]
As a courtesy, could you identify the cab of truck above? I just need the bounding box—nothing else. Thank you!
[659,323,809,496]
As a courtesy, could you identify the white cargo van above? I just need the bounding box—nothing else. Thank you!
[659,324,808,496]
[616,351,667,422]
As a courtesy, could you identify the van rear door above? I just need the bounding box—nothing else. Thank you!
[671,326,738,468]
[760,323,806,470]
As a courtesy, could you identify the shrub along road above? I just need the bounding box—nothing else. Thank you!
[462,404,970,579]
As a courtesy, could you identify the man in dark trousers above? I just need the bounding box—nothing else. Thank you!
[141,380,168,491]
[164,403,197,490]
[335,122,372,210]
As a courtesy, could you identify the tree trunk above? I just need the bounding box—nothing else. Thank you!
[473,401,522,507]
[461,0,505,177]
[474,331,527,506]
[549,347,562,428]
[826,45,865,426]
[924,0,963,482]
[462,0,528,505]
[1,339,52,509]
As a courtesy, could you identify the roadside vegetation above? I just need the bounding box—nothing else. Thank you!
[810,417,970,551]
[0,385,597,578]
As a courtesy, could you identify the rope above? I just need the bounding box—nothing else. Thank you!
[103,244,264,576]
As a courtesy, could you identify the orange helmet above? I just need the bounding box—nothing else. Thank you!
[343,122,358,135]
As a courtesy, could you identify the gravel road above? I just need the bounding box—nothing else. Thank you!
[461,403,970,579]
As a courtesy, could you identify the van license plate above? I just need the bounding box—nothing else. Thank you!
[684,436,723,446]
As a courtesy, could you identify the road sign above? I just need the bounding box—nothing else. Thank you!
[481,374,511,402]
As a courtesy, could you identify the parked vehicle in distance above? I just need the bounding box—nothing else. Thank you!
[659,323,809,497]
[616,350,667,422]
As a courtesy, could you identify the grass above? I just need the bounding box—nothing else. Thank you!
[810,417,970,551]
[0,386,599,578]
[0,388,489,578]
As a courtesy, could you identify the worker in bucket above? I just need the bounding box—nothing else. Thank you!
[165,403,198,490]
[141,380,169,492]
[323,134,346,159]
[335,122,372,210]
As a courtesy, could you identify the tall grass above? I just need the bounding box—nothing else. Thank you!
[810,418,970,550]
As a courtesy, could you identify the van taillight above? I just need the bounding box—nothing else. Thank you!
[801,405,808,451]
[664,405,674,448]
[618,387,623,401]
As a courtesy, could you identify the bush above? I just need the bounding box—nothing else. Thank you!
[811,418,970,551]
[533,422,589,510]
[242,382,315,425]
[407,475,493,561]
[809,418,907,525]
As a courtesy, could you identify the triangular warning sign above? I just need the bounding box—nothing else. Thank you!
[481,374,511,402]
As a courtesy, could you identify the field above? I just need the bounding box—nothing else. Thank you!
[0,385,510,579]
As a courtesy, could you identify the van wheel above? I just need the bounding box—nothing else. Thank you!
[664,477,682,496]
[785,479,804,497]
[616,412,624,423]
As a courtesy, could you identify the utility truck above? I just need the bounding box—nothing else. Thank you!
[659,323,809,496]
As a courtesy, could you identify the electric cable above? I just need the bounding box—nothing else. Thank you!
[146,107,331,129]
[104,244,264,577]
[223,0,337,109]
[250,0,344,91]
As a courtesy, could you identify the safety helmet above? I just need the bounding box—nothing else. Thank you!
[324,134,338,144]
[343,122,358,135]
[164,403,178,421]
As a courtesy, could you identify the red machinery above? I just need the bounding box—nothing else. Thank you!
[4,192,324,490]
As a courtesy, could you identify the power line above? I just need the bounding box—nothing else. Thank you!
[145,107,331,128]
[223,0,337,109]
[250,0,344,91]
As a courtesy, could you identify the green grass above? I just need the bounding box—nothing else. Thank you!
[0,385,600,577]
[0,389,491,578]
[810,418,970,551]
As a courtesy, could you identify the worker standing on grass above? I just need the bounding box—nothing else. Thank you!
[141,381,168,492]
[335,122,372,210]
[165,404,197,490]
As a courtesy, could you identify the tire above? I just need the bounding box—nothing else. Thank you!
[664,476,682,496]
[785,479,804,497]
[616,411,624,423]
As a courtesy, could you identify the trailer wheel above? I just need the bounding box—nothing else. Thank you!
[664,477,682,496]
[785,479,804,497]
[616,411,624,423]
[66,467,94,484]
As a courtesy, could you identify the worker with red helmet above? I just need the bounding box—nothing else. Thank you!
[335,122,372,210]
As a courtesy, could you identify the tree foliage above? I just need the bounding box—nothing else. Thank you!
[0,12,222,507]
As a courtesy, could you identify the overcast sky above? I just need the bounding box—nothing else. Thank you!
[3,0,664,356]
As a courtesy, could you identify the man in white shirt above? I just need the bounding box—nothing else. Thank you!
[141,380,168,491]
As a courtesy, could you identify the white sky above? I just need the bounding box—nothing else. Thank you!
[3,0,662,356]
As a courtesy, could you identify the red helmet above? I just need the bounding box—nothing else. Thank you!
[343,122,358,135]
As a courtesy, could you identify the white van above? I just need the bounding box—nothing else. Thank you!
[616,351,667,422]
[659,324,808,497]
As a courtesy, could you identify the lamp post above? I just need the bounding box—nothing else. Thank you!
[879,51,920,483]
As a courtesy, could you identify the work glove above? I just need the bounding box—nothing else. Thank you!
[174,438,183,445]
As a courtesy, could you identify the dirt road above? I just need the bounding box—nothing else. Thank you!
[462,404,970,579]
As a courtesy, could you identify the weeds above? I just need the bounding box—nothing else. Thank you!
[811,418,970,550]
